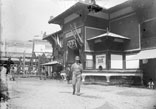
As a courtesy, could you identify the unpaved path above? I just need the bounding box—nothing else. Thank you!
[7,78,156,109]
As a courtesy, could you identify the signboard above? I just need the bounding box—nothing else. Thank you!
[86,55,93,69]
[96,54,106,69]
[67,39,77,49]
[65,28,81,38]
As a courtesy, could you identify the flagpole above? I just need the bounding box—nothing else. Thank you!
[73,24,83,44]
[23,51,25,77]
[70,25,78,48]
[71,24,84,61]
[32,39,35,71]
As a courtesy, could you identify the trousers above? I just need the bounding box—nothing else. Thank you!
[72,74,82,94]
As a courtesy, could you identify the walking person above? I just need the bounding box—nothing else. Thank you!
[71,56,83,96]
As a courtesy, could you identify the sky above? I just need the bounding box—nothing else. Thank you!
[1,0,128,41]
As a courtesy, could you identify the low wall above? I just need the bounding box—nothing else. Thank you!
[82,69,143,86]
[60,69,143,86]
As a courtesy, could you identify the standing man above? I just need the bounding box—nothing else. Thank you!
[71,56,83,96]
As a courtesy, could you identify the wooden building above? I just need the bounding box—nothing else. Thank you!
[44,0,156,86]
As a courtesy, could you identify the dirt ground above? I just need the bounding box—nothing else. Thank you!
[4,78,156,109]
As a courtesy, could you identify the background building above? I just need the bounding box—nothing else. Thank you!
[43,0,156,87]
[0,36,52,74]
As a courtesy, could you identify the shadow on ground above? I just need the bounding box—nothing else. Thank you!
[94,101,118,109]
[59,91,101,99]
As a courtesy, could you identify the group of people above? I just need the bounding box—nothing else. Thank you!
[65,56,83,96]
[148,78,154,89]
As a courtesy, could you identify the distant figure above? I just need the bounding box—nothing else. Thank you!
[10,66,15,81]
[71,56,83,96]
[66,65,71,84]
[13,65,17,74]
[5,57,14,75]
[40,67,46,80]
[148,78,154,89]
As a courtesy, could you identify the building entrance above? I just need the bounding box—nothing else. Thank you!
[67,48,79,64]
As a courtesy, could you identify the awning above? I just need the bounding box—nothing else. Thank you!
[87,32,130,41]
[127,49,156,60]
[41,61,60,66]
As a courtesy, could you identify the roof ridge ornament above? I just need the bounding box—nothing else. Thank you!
[87,0,103,13]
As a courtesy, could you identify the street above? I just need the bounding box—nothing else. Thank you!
[6,78,156,109]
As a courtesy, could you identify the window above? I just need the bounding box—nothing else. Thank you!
[96,54,106,69]
[86,55,93,69]
[111,54,123,69]
[126,55,139,69]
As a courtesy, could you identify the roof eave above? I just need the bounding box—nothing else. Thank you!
[87,32,130,41]
[48,2,87,24]
[42,30,62,40]
[48,2,107,24]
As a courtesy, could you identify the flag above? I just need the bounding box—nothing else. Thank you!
[51,34,64,56]
[56,34,62,48]
[51,35,57,46]
[52,34,62,49]
[69,27,78,49]
[70,24,84,48]
[73,24,84,47]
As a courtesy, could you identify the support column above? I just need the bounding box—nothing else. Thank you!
[106,76,110,82]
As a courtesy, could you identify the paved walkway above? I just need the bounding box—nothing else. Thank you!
[6,78,156,109]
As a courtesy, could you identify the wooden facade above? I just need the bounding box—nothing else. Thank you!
[45,1,156,86]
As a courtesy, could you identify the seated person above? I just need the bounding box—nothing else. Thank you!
[99,65,103,71]
[148,78,154,89]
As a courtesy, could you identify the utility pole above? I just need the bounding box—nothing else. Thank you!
[0,0,2,58]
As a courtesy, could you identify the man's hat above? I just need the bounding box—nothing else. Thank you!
[75,56,80,60]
